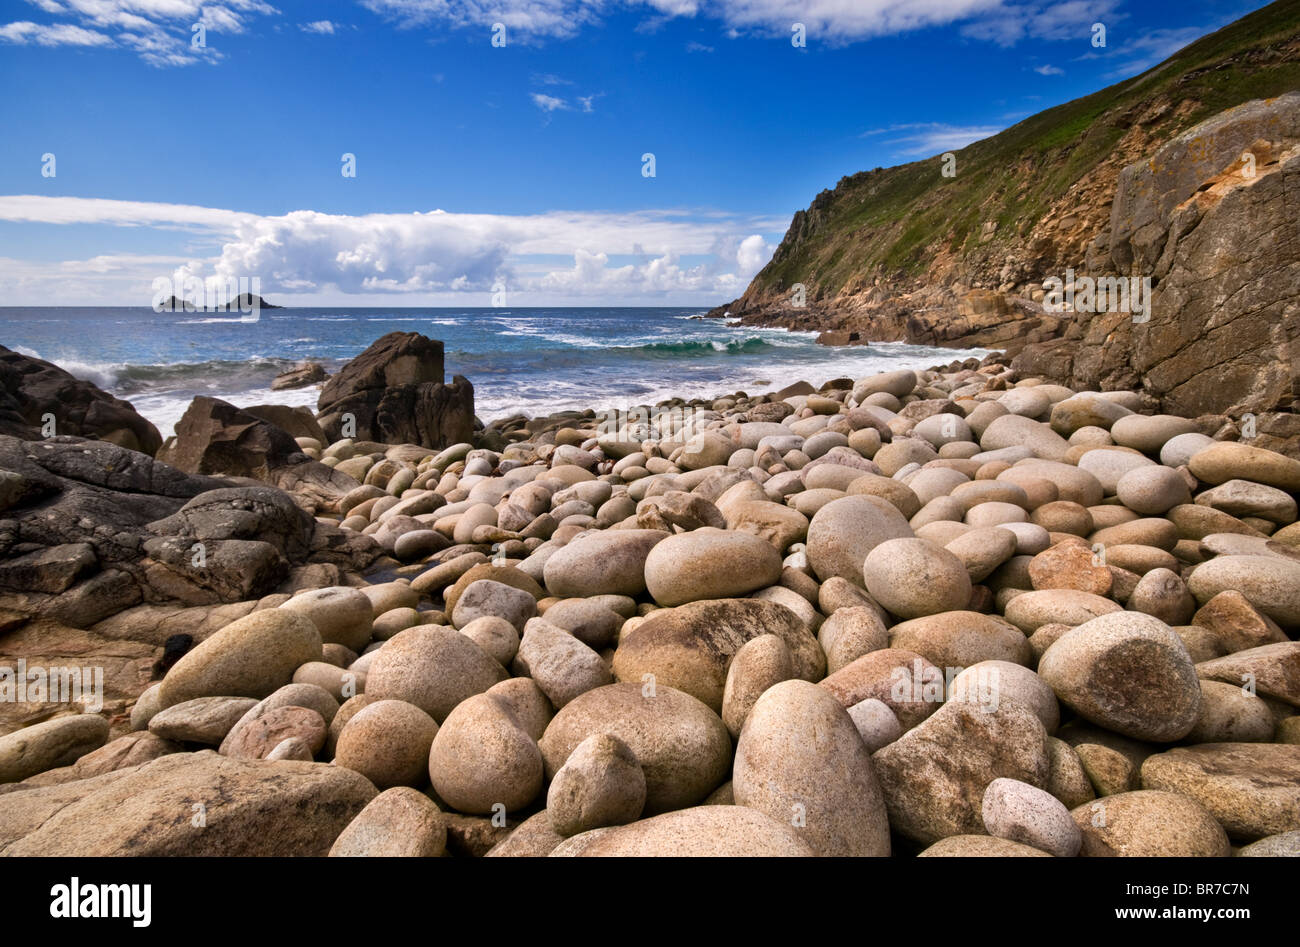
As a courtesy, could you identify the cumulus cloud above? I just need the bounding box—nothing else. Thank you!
[0,195,780,303]
[1,0,279,65]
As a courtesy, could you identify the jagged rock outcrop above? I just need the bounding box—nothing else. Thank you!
[242,403,328,445]
[272,362,327,390]
[0,435,382,731]
[0,346,162,455]
[1014,94,1300,452]
[316,332,475,449]
[157,396,359,514]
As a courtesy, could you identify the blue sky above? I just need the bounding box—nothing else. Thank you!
[0,0,1267,306]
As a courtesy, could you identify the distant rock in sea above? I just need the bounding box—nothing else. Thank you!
[158,293,283,312]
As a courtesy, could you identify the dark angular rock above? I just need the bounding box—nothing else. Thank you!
[0,346,162,455]
[316,332,475,448]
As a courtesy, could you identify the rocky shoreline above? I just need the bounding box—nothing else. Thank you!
[0,335,1298,857]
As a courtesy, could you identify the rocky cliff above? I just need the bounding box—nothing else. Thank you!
[718,0,1300,447]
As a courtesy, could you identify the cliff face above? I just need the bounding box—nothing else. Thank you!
[718,0,1300,450]
[1013,100,1300,451]
[721,0,1300,356]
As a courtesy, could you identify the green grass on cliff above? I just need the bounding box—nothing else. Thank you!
[752,0,1300,299]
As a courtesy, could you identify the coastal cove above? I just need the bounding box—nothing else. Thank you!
[0,307,986,437]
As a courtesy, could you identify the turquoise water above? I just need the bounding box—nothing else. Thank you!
[0,307,986,436]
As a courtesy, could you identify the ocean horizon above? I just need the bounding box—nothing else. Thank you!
[0,306,987,438]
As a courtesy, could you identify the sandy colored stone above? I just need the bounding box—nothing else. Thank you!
[147,696,258,745]
[1045,736,1096,809]
[1188,441,1300,491]
[0,715,110,784]
[888,610,1032,669]
[157,609,323,708]
[428,692,543,815]
[1196,641,1300,707]
[1140,743,1300,841]
[873,697,1050,845]
[721,633,795,737]
[329,786,447,857]
[918,835,1052,856]
[1187,555,1300,627]
[547,733,646,836]
[642,528,783,606]
[818,605,889,674]
[1070,790,1230,856]
[281,586,374,652]
[1127,567,1195,625]
[1186,680,1275,743]
[819,648,944,729]
[335,698,439,789]
[948,659,1059,733]
[982,777,1081,856]
[1028,540,1112,595]
[541,529,668,598]
[538,683,730,815]
[805,495,913,585]
[514,617,612,709]
[612,598,822,713]
[862,538,972,619]
[364,625,507,722]
[734,680,891,856]
[1038,612,1201,741]
[551,805,813,856]
[0,751,376,856]
[1003,588,1123,632]
[223,705,326,761]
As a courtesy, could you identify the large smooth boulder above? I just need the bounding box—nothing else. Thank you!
[873,697,1050,845]
[0,751,376,855]
[551,806,813,857]
[1140,743,1300,841]
[363,625,507,722]
[733,680,891,856]
[643,529,782,606]
[157,609,323,708]
[612,598,824,712]
[1037,612,1201,742]
[538,683,730,815]
[0,715,110,784]
[806,496,912,585]
[542,529,668,598]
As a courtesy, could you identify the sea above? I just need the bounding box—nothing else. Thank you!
[0,307,987,438]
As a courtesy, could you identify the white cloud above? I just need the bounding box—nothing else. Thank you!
[358,0,1132,45]
[1093,25,1210,79]
[960,0,1122,46]
[300,20,337,34]
[1,0,279,65]
[0,195,781,303]
[0,194,257,231]
[1034,63,1064,75]
[0,20,112,46]
[861,122,1004,156]
[531,92,569,112]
